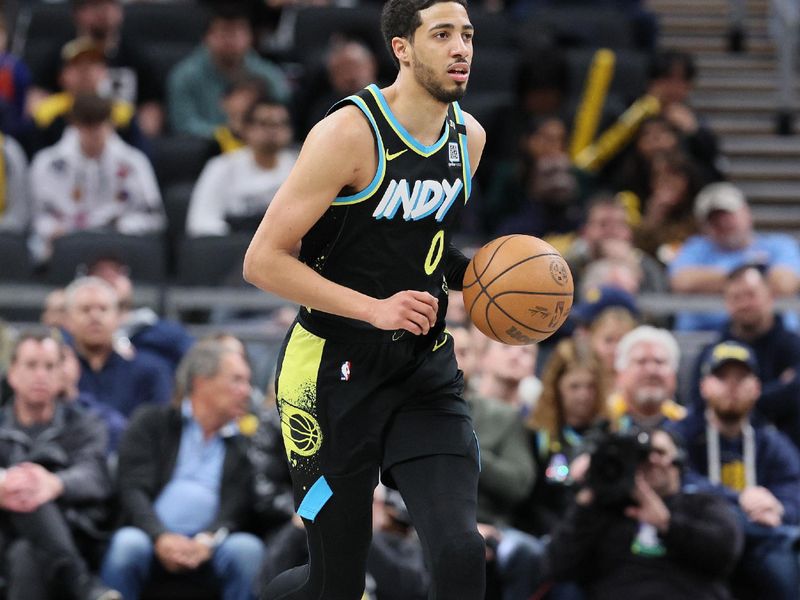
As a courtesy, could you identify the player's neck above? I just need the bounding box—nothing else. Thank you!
[381,78,450,146]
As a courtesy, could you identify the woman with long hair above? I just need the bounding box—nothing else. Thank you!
[515,338,610,536]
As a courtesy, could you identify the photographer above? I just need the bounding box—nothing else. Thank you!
[545,428,743,600]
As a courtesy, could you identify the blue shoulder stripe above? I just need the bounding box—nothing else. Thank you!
[452,101,472,203]
[332,94,386,206]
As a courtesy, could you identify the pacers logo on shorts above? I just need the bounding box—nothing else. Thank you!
[279,399,323,466]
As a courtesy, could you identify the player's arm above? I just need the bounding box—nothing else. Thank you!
[442,110,487,291]
[244,107,438,335]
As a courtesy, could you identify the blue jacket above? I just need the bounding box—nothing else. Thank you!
[77,350,171,418]
[688,316,800,448]
[671,410,800,525]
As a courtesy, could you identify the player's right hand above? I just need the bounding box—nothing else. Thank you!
[368,290,438,335]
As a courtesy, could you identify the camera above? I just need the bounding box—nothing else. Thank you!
[585,428,651,508]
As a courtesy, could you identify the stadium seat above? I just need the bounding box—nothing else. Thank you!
[45,232,167,285]
[14,3,74,82]
[151,135,211,189]
[521,7,634,49]
[289,6,386,65]
[469,9,517,50]
[466,47,519,99]
[176,234,251,286]
[0,232,32,282]
[122,2,207,46]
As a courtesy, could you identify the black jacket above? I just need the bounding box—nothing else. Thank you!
[0,401,112,536]
[546,491,743,600]
[116,403,258,541]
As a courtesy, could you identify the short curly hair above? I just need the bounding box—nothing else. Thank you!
[380,0,468,68]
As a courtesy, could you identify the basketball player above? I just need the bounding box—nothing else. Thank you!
[244,0,486,597]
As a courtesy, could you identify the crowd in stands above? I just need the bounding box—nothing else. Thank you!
[1,0,800,598]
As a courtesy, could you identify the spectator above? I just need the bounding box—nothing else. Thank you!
[609,116,683,205]
[519,338,610,536]
[563,194,667,295]
[0,330,119,600]
[643,50,721,180]
[299,38,380,137]
[29,0,164,137]
[672,340,800,600]
[64,276,171,417]
[210,76,269,156]
[688,265,800,448]
[41,289,67,329]
[545,428,743,600]
[482,49,570,185]
[367,487,429,600]
[58,341,127,453]
[29,93,164,263]
[0,133,30,234]
[0,15,32,138]
[487,116,588,239]
[466,338,544,600]
[28,37,147,156]
[570,285,640,374]
[167,4,290,138]
[88,256,194,374]
[187,94,296,237]
[610,325,686,431]
[101,341,265,600]
[670,182,800,331]
[633,149,703,264]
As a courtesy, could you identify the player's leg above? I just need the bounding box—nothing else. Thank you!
[263,323,385,600]
[388,450,485,600]
[261,466,378,600]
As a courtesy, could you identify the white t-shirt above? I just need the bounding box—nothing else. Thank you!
[186,147,297,237]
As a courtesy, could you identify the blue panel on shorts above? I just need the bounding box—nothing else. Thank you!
[297,476,333,522]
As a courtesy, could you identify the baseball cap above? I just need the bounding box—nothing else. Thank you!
[571,285,640,326]
[61,37,105,65]
[694,182,747,222]
[702,341,758,376]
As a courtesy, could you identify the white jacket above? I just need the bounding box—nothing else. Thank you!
[0,135,29,233]
[29,127,164,261]
[186,147,296,237]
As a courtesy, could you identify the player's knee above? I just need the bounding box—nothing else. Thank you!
[431,530,486,596]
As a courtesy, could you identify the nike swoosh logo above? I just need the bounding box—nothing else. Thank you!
[385,149,408,161]
[432,332,449,352]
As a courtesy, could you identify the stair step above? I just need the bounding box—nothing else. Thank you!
[696,55,776,71]
[660,35,773,55]
[692,96,793,114]
[751,205,800,228]
[661,15,767,31]
[708,115,775,135]
[735,180,800,202]
[726,158,800,181]
[722,136,800,157]
[696,76,787,92]
[648,1,767,17]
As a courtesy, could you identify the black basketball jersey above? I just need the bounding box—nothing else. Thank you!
[298,84,472,335]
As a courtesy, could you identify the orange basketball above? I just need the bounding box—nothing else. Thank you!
[462,235,574,345]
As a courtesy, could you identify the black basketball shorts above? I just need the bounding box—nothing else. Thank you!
[273,319,477,521]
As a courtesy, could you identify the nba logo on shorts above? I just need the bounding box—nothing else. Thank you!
[340,361,351,381]
[448,142,460,165]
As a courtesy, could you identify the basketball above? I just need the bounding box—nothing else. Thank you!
[462,235,574,345]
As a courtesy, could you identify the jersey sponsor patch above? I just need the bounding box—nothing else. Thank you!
[372,178,463,222]
[448,142,460,167]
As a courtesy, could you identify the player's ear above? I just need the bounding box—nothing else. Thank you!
[392,36,410,64]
